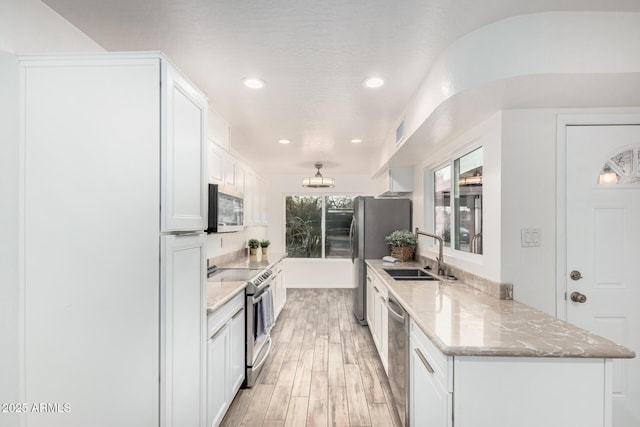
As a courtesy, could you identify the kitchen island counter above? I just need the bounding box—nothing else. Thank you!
[366,259,635,359]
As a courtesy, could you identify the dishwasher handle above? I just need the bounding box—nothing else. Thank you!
[387,297,406,322]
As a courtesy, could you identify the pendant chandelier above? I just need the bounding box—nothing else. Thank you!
[302,163,335,188]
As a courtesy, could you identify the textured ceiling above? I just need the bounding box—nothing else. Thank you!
[42,0,640,175]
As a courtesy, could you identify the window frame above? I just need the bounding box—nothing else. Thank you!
[428,144,484,257]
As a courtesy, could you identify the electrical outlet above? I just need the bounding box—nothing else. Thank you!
[521,228,541,247]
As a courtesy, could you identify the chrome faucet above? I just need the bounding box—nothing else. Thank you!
[415,228,446,276]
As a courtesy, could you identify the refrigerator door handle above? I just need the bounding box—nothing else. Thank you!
[349,217,356,263]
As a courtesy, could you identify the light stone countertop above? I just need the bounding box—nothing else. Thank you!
[206,280,246,314]
[366,259,635,359]
[206,251,287,314]
[214,251,287,270]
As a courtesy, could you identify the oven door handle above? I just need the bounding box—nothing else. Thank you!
[253,337,272,372]
[251,294,263,304]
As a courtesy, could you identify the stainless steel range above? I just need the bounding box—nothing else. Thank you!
[208,266,276,388]
[244,268,275,387]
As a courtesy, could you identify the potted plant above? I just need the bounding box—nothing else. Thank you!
[384,229,416,262]
[259,239,271,255]
[248,238,260,255]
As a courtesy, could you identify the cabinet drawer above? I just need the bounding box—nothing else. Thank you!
[369,269,388,300]
[208,291,244,337]
[410,319,450,391]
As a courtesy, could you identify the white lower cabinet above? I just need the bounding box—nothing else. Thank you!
[410,320,452,427]
[366,269,375,327]
[367,268,388,373]
[272,259,287,319]
[207,292,245,427]
[409,319,612,427]
[207,329,228,426]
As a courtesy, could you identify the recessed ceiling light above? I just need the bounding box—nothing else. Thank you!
[278,139,291,144]
[362,77,384,88]
[350,138,362,144]
[243,78,266,89]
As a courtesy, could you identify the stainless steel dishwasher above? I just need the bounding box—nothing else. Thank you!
[387,295,409,427]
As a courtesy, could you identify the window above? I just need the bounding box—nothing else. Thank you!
[434,165,451,247]
[432,147,483,255]
[454,147,483,254]
[285,195,355,258]
[598,147,640,185]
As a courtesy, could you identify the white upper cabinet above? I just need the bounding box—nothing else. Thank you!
[377,167,414,197]
[161,60,208,232]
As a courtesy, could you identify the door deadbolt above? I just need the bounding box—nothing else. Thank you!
[570,270,583,281]
[570,291,587,303]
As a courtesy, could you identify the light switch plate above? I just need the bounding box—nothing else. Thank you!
[521,228,541,247]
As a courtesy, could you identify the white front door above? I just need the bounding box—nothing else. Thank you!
[566,124,640,427]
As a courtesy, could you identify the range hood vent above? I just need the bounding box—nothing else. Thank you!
[376,167,413,198]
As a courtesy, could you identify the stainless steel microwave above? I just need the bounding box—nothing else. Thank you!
[206,184,244,233]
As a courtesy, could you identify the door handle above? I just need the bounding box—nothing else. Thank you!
[570,270,583,281]
[570,291,587,303]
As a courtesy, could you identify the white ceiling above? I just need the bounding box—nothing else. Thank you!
[42,0,640,175]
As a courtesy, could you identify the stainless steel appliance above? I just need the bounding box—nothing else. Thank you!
[387,295,409,427]
[209,266,275,387]
[206,183,244,233]
[245,269,275,387]
[350,196,412,324]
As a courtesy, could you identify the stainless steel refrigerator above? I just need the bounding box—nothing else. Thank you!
[350,196,412,324]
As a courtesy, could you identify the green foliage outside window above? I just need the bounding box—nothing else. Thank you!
[285,195,354,258]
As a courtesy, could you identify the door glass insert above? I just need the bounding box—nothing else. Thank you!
[598,147,640,185]
[324,196,355,258]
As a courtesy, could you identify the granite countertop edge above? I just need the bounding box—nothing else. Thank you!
[206,281,247,314]
[366,259,635,359]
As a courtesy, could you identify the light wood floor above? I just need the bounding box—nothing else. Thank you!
[221,288,403,427]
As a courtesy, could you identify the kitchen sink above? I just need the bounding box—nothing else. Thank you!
[383,268,438,281]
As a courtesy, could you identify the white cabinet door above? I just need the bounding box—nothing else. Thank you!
[379,294,388,372]
[162,61,208,232]
[273,261,286,318]
[161,234,207,427]
[229,307,246,394]
[410,339,450,427]
[208,139,224,184]
[207,326,229,427]
[235,164,245,195]
[366,272,375,329]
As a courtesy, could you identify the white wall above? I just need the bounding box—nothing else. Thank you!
[500,107,640,315]
[206,226,267,259]
[413,112,503,282]
[500,109,559,315]
[0,2,104,423]
[0,0,104,53]
[0,53,20,425]
[268,173,377,288]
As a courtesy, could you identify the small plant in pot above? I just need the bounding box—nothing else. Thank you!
[259,239,271,255]
[248,239,260,255]
[384,230,417,262]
